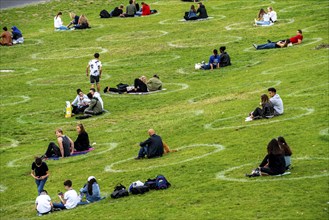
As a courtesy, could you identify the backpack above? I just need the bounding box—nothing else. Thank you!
[155,175,171,190]
[100,9,111,18]
[130,186,149,195]
[110,184,129,199]
[144,178,157,190]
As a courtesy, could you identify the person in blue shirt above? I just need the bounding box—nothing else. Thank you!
[78,176,102,205]
[184,5,198,20]
[202,49,220,70]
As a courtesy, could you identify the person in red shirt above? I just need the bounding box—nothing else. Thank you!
[277,29,303,47]
[141,2,151,16]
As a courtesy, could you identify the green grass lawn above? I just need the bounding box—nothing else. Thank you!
[0,0,328,219]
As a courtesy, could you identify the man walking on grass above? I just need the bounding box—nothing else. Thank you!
[86,53,102,92]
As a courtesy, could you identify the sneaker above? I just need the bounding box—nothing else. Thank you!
[245,117,253,122]
[252,44,258,49]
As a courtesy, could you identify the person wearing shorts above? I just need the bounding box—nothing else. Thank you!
[86,53,102,92]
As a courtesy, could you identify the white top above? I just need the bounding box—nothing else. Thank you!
[64,189,80,209]
[35,195,52,214]
[72,94,90,107]
[54,16,63,28]
[88,59,102,76]
[262,13,270,22]
[93,92,104,109]
[270,94,284,114]
[268,10,277,22]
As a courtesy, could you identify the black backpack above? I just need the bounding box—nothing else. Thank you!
[130,185,149,195]
[110,184,129,199]
[144,178,157,189]
[100,9,111,18]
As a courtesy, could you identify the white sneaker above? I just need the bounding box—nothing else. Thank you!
[245,117,253,122]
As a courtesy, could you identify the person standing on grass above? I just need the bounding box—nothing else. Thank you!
[31,157,49,195]
[53,180,80,210]
[135,129,164,159]
[42,128,74,159]
[268,87,284,116]
[86,53,102,92]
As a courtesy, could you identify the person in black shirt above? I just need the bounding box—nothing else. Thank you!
[219,46,231,67]
[74,123,91,151]
[31,157,49,195]
[110,4,124,17]
[196,2,208,19]
[135,129,164,159]
[43,128,74,158]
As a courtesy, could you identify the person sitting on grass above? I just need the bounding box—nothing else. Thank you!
[54,12,69,30]
[136,2,151,16]
[11,26,24,44]
[42,128,74,159]
[31,157,49,195]
[35,190,53,216]
[84,93,103,115]
[74,15,90,29]
[121,0,136,17]
[79,176,102,205]
[201,49,220,70]
[53,180,80,210]
[255,8,270,26]
[89,88,104,110]
[74,123,91,151]
[246,138,286,177]
[196,2,208,19]
[135,129,164,160]
[184,5,198,20]
[71,89,90,114]
[146,74,162,91]
[278,136,292,170]
[245,94,274,122]
[67,12,80,28]
[128,76,148,93]
[268,87,284,116]
[253,29,303,50]
[110,4,124,17]
[218,46,231,67]
[0,27,12,46]
[267,6,277,23]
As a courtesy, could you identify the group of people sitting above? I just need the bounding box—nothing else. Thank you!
[71,88,104,116]
[35,177,102,216]
[183,2,208,20]
[245,87,283,121]
[101,1,157,18]
[104,74,163,94]
[255,6,277,26]
[253,29,303,50]
[54,12,90,30]
[197,46,231,70]
[0,26,24,46]
[246,136,292,177]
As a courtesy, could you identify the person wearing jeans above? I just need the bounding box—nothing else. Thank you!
[53,180,80,210]
[31,157,49,195]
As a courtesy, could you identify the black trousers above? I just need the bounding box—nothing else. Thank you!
[45,142,61,157]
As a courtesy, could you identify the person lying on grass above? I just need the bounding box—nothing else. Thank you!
[253,29,303,50]
[246,138,286,177]
[135,129,164,160]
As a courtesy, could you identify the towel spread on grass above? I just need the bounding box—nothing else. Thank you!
[45,148,95,160]
[109,89,167,95]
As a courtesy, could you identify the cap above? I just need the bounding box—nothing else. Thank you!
[88,176,96,182]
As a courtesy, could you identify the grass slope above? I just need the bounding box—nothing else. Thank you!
[0,0,328,219]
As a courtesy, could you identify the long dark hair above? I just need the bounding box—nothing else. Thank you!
[267,138,283,155]
[77,123,86,134]
[56,12,62,19]
[88,178,97,195]
[278,136,292,156]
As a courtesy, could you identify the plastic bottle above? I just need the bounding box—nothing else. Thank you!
[65,101,72,118]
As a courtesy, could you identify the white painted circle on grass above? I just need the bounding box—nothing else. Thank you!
[16,109,110,125]
[0,185,7,192]
[0,67,38,77]
[216,157,329,182]
[6,143,118,168]
[287,83,329,97]
[104,143,225,173]
[204,107,314,130]
[159,15,225,25]
[31,47,108,60]
[168,35,242,48]
[26,74,111,86]
[0,95,30,106]
[319,128,329,136]
[96,30,168,42]
[0,137,19,152]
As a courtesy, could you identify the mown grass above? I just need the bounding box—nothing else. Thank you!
[0,0,328,219]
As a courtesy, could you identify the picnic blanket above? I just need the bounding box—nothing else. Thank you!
[45,148,95,160]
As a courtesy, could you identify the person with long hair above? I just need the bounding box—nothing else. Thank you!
[246,139,286,177]
[54,12,69,30]
[67,12,80,28]
[255,8,270,26]
[74,123,91,151]
[278,136,292,170]
[79,176,101,204]
[246,94,274,121]
[184,5,198,20]
[74,14,90,29]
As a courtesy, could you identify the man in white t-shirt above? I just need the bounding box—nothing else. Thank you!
[268,87,283,115]
[35,190,53,216]
[86,53,102,92]
[53,180,80,210]
[267,7,277,23]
